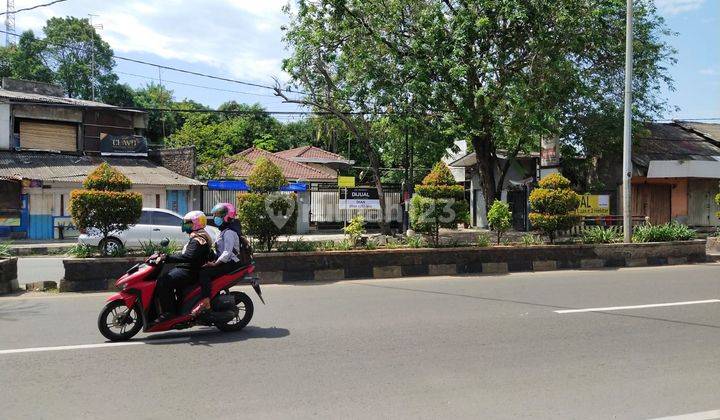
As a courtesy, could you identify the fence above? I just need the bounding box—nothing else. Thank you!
[559,215,648,237]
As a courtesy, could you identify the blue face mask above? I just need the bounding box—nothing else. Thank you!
[213,216,224,227]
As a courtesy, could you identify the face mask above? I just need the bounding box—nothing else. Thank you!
[214,216,224,227]
[181,223,193,234]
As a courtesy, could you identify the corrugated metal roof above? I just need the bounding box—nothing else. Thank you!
[0,151,203,186]
[674,121,720,144]
[0,88,144,112]
[632,123,720,168]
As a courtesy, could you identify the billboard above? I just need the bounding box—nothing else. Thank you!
[100,133,148,157]
[339,187,381,209]
[576,194,610,216]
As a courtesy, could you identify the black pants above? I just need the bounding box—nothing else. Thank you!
[198,261,245,298]
[156,267,197,314]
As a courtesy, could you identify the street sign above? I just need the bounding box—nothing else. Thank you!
[576,194,610,216]
[339,187,381,209]
[338,176,355,188]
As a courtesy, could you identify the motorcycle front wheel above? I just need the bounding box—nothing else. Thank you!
[98,300,143,341]
[216,291,254,332]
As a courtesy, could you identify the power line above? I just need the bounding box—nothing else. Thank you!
[0,0,68,16]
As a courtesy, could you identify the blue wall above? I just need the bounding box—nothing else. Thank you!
[28,214,53,239]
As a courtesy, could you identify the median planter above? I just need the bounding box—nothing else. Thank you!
[0,257,19,295]
[60,257,146,292]
[57,240,707,292]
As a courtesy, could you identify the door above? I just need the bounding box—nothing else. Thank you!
[123,210,154,248]
[507,189,528,231]
[166,190,188,215]
[632,184,671,224]
[688,179,720,226]
[150,210,185,244]
[20,121,77,151]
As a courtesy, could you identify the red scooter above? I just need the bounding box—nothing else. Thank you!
[97,246,264,342]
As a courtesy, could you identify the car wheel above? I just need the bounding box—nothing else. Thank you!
[100,237,124,255]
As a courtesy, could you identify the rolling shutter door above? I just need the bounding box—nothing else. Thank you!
[20,121,77,151]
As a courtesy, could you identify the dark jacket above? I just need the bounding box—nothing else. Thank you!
[165,231,212,271]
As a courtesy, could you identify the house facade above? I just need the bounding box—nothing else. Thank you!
[0,78,202,239]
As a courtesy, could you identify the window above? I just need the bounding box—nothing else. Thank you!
[153,211,181,226]
[138,211,152,225]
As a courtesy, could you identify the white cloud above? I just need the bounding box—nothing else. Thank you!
[654,0,705,15]
[700,67,719,76]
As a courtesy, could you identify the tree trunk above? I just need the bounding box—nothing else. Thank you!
[471,135,497,223]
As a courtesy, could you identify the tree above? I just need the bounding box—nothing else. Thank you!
[70,163,142,255]
[409,162,469,246]
[0,31,53,82]
[132,83,177,143]
[487,200,512,245]
[246,158,286,192]
[528,174,580,243]
[279,0,675,217]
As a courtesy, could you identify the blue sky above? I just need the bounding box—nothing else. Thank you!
[10,0,720,121]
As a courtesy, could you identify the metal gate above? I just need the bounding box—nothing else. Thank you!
[310,183,402,225]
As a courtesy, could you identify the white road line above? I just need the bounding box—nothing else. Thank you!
[0,337,189,355]
[555,299,720,314]
[649,409,720,420]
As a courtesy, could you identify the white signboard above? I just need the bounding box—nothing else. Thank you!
[339,188,381,210]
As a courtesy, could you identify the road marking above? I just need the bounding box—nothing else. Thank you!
[555,299,720,314]
[0,337,189,355]
[649,409,720,420]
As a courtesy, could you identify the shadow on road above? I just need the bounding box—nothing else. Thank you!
[140,325,290,346]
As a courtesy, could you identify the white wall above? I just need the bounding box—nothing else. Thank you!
[0,103,10,149]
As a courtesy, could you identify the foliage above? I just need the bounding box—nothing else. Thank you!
[405,235,427,249]
[529,174,580,243]
[476,233,491,248]
[487,200,512,245]
[246,157,286,193]
[365,240,378,250]
[520,234,544,246]
[385,238,402,249]
[131,83,178,143]
[632,222,696,243]
[715,192,720,219]
[82,163,132,192]
[236,192,297,252]
[343,214,366,247]
[414,185,465,200]
[0,241,11,257]
[581,226,622,244]
[421,162,456,186]
[138,240,180,256]
[67,244,97,258]
[276,239,319,252]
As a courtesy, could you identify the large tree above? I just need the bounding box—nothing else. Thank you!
[280,0,675,210]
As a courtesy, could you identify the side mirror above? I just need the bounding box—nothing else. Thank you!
[160,238,170,247]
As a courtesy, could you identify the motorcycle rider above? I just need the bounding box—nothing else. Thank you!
[194,203,244,316]
[154,210,213,323]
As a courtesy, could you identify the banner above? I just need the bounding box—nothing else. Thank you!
[338,176,356,188]
[576,194,610,216]
[540,136,560,167]
[339,187,381,209]
[100,133,148,157]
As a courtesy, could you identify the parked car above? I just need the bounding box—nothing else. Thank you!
[78,208,219,254]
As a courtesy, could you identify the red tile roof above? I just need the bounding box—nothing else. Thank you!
[227,147,336,181]
[275,146,350,162]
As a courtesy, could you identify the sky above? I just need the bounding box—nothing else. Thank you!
[8,0,720,122]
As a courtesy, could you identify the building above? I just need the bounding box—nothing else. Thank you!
[274,145,355,179]
[0,78,202,239]
[449,151,539,230]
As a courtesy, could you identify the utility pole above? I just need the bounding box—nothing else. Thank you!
[622,0,634,242]
[5,0,15,46]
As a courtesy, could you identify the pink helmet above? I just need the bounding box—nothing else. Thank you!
[211,202,236,222]
[181,210,207,233]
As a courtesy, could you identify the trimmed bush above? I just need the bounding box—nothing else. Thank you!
[487,200,512,244]
[236,192,297,252]
[632,222,696,243]
[529,173,580,243]
[70,163,142,254]
[410,161,469,246]
[247,157,286,192]
[343,214,365,247]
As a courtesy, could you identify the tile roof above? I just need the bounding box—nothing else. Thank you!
[227,147,336,181]
[275,146,352,163]
[632,123,720,168]
[0,88,144,112]
[0,151,203,186]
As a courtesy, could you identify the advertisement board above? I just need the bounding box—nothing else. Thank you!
[100,133,148,157]
[540,136,560,167]
[338,176,356,188]
[339,187,381,209]
[576,194,610,216]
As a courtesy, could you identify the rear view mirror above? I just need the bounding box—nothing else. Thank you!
[160,238,170,247]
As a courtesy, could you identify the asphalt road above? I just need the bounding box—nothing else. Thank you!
[17,257,64,286]
[2,264,720,419]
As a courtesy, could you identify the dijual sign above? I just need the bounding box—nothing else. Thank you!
[339,188,381,209]
[576,194,610,216]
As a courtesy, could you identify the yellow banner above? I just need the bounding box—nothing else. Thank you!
[576,194,610,216]
[338,176,355,188]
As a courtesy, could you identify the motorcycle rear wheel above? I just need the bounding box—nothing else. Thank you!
[216,291,253,332]
[98,300,143,341]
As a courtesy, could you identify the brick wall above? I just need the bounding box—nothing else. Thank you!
[149,146,196,178]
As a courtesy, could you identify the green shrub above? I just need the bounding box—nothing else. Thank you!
[487,200,512,244]
[236,192,297,252]
[276,239,318,252]
[581,226,622,244]
[332,239,353,250]
[520,233,544,246]
[632,222,696,243]
[529,174,580,243]
[82,162,132,192]
[421,162,456,186]
[343,214,366,247]
[365,240,378,250]
[716,192,720,219]
[0,241,11,257]
[385,238,403,249]
[139,240,180,256]
[405,235,427,248]
[68,244,97,258]
[247,157,286,192]
[476,233,491,247]
[414,185,465,200]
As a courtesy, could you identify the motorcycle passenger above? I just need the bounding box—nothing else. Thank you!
[154,211,213,323]
[195,203,244,316]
